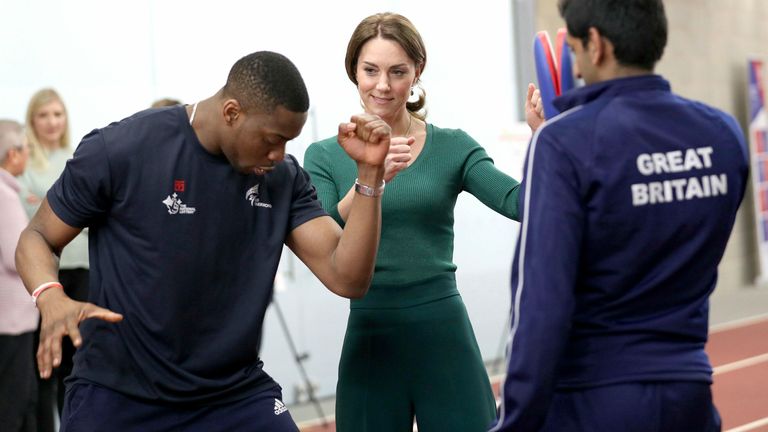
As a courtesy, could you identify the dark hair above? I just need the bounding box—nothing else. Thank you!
[345,12,427,120]
[223,51,309,113]
[558,0,667,70]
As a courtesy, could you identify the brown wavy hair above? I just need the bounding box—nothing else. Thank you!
[345,12,427,120]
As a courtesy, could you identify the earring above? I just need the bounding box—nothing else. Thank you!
[410,87,414,96]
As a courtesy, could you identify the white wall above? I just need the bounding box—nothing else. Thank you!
[1,1,521,152]
[1,0,529,403]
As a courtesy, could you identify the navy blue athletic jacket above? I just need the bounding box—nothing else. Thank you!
[492,75,748,431]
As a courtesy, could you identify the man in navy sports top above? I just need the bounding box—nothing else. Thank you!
[15,51,390,431]
[492,1,748,431]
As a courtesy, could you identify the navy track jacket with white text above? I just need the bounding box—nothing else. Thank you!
[493,75,748,431]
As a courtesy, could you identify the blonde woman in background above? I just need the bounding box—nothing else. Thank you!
[19,88,89,430]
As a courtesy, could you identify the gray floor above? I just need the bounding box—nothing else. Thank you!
[288,286,768,426]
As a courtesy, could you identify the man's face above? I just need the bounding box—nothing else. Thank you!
[221,105,307,176]
[6,134,30,176]
[566,33,597,85]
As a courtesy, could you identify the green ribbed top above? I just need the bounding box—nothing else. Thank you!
[304,123,520,290]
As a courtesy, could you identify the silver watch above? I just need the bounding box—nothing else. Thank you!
[354,178,385,197]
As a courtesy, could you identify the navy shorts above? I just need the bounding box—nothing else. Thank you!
[60,382,299,432]
[540,381,721,432]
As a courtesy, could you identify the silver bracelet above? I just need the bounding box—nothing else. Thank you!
[354,178,385,197]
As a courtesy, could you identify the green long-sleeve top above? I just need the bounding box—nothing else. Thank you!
[304,124,521,293]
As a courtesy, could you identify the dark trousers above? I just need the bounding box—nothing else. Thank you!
[0,332,37,432]
[541,381,721,432]
[60,383,299,431]
[336,294,497,432]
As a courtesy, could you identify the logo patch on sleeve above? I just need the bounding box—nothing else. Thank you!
[274,399,288,415]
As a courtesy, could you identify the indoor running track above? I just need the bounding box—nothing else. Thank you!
[298,314,768,432]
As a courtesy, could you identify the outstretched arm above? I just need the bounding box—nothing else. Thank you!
[15,198,123,378]
[287,114,390,298]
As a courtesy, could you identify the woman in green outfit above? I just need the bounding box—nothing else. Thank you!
[304,13,525,432]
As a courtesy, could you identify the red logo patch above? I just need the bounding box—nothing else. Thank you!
[174,180,185,192]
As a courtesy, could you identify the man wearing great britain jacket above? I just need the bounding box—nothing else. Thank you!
[492,1,748,431]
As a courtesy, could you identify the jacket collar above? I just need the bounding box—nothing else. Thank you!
[553,74,671,112]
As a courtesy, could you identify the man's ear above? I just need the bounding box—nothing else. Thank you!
[587,27,606,66]
[222,99,241,125]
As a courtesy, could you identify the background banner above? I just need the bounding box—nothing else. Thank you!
[747,58,768,284]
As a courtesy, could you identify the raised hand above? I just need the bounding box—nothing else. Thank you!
[337,113,391,169]
[525,83,545,132]
[384,136,416,182]
[35,289,123,378]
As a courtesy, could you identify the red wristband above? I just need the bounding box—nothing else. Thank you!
[31,282,64,305]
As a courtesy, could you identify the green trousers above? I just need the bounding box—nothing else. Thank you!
[335,291,496,432]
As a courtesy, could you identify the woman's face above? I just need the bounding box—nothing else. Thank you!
[32,100,66,148]
[355,37,418,123]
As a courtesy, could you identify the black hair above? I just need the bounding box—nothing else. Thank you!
[558,0,667,70]
[223,51,310,113]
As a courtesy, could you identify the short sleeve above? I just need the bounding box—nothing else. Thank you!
[304,143,345,226]
[287,155,328,232]
[47,129,112,228]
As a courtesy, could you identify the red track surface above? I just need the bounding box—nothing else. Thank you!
[710,317,768,431]
[299,316,768,432]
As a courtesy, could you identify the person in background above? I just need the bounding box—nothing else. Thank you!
[304,12,524,432]
[0,119,38,432]
[492,0,748,430]
[15,50,390,432]
[18,88,86,428]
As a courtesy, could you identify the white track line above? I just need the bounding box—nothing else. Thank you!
[710,313,768,334]
[713,316,768,432]
[713,352,768,375]
[725,416,768,432]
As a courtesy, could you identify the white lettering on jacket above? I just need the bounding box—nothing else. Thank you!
[631,146,727,206]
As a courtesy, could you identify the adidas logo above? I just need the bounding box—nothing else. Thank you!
[274,398,288,415]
